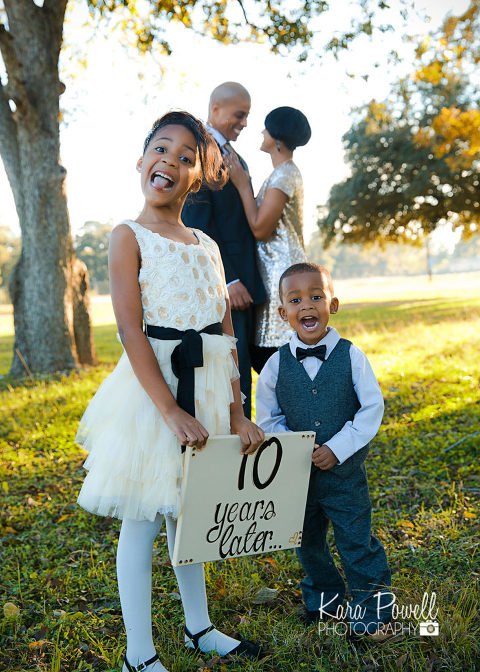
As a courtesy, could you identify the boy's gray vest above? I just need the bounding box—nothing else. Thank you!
[276,339,369,460]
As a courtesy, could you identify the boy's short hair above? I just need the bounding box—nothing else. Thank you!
[278,262,334,301]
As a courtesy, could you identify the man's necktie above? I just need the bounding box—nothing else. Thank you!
[296,344,327,362]
[222,142,248,171]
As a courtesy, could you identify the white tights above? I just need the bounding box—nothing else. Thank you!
[117,514,240,668]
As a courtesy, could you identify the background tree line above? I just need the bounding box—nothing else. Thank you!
[2,220,479,304]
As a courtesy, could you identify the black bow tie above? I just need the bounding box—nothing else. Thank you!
[296,344,327,362]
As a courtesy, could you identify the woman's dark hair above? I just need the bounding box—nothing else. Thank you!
[143,111,227,191]
[265,106,311,151]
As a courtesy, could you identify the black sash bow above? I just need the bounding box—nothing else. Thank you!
[145,322,223,417]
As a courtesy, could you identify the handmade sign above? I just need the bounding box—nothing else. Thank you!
[172,432,315,566]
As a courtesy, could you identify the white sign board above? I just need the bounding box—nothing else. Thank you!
[172,432,315,566]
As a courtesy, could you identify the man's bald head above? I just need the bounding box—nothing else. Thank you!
[208,82,251,142]
[209,82,251,109]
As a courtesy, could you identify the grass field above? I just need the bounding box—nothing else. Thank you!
[1,273,479,671]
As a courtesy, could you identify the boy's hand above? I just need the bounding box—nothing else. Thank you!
[312,444,338,470]
[231,412,265,455]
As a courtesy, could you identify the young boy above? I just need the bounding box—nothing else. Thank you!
[255,262,392,641]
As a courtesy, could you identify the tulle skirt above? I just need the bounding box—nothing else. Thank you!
[76,333,238,521]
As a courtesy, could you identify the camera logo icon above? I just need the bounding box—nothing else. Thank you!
[419,621,439,636]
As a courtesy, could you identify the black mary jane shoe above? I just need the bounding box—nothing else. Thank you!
[184,624,263,659]
[123,653,159,672]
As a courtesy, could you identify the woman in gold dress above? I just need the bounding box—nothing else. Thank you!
[227,106,311,371]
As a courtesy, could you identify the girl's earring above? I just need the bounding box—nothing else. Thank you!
[275,141,281,152]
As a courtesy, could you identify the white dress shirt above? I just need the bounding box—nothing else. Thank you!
[206,124,228,151]
[255,327,384,465]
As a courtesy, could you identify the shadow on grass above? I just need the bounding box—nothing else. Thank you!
[0,324,122,378]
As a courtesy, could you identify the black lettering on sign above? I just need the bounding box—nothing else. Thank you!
[238,437,283,491]
[253,438,283,489]
[238,453,248,491]
[206,500,277,555]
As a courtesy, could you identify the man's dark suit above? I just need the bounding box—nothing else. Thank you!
[182,150,266,418]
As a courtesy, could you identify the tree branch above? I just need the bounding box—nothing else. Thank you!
[0,74,23,214]
[0,22,29,110]
[44,0,68,58]
[235,0,255,28]
[0,22,16,73]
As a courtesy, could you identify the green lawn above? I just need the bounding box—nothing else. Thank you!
[1,277,479,671]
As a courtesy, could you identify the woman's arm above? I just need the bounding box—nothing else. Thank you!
[109,225,209,447]
[227,153,288,241]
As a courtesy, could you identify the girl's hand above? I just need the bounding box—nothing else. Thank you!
[231,412,265,455]
[312,444,338,470]
[225,151,250,190]
[164,405,209,449]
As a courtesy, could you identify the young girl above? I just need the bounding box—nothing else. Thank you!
[76,111,265,672]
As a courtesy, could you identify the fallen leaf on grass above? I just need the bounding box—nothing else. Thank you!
[3,602,20,617]
[259,557,278,567]
[396,519,414,528]
[28,640,49,649]
[1,526,17,535]
[252,587,278,604]
[53,609,67,619]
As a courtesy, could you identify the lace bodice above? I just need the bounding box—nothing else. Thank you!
[121,220,228,330]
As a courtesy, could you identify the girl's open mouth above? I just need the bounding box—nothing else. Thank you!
[151,171,175,190]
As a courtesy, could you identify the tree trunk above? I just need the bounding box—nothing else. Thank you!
[0,0,96,376]
[425,236,433,283]
[71,257,97,366]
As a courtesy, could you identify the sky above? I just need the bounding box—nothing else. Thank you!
[0,0,471,243]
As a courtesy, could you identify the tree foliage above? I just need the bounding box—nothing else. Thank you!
[84,0,405,59]
[75,221,112,291]
[319,1,480,247]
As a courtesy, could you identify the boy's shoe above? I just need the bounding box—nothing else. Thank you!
[303,609,320,625]
[302,607,340,625]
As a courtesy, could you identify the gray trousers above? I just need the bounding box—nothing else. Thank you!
[297,451,392,632]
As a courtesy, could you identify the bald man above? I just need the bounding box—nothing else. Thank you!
[182,83,266,418]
